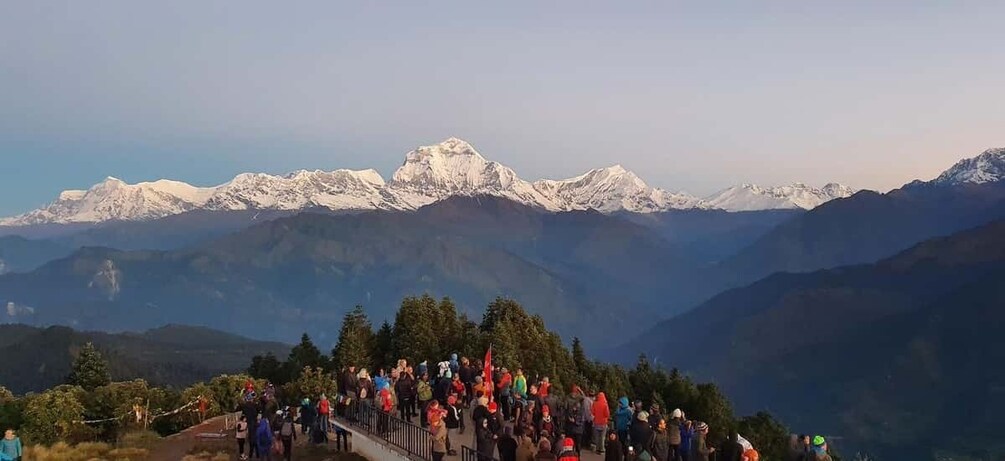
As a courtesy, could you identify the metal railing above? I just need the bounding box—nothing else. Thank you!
[461,445,493,461]
[342,400,432,460]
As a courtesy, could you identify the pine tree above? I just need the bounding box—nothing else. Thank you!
[373,321,395,369]
[287,333,330,374]
[332,305,375,371]
[393,295,440,364]
[248,352,285,384]
[67,342,111,390]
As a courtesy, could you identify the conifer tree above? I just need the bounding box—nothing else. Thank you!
[67,342,111,390]
[287,333,330,374]
[393,295,440,364]
[373,320,395,369]
[332,305,375,371]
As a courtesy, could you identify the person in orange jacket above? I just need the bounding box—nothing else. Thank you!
[591,392,611,453]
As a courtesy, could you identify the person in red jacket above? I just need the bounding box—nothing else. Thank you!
[591,392,611,453]
[318,394,331,433]
[497,368,514,421]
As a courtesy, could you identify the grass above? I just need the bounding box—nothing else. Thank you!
[22,440,151,460]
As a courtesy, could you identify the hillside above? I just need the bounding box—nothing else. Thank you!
[0,196,707,344]
[718,181,1005,287]
[0,324,289,394]
[620,220,1005,459]
[0,235,74,274]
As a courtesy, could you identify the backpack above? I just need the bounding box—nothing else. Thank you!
[418,381,433,401]
[280,421,294,438]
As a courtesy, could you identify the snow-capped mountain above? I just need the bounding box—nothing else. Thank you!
[931,147,1005,186]
[388,138,563,211]
[0,137,854,226]
[533,165,704,213]
[703,183,856,212]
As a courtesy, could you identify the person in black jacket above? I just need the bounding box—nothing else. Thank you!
[396,370,416,423]
[499,426,518,461]
[718,433,744,461]
[604,431,624,461]
[477,416,499,461]
[629,411,653,456]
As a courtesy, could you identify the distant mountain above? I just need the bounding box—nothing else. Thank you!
[702,183,855,212]
[0,324,289,394]
[717,147,1005,287]
[931,147,1005,185]
[619,220,1005,459]
[0,196,703,344]
[0,235,74,274]
[0,138,851,227]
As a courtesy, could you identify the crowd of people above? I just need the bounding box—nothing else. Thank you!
[329,354,836,461]
[231,353,836,461]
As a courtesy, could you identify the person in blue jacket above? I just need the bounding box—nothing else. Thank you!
[256,415,275,461]
[614,396,633,455]
[0,429,21,461]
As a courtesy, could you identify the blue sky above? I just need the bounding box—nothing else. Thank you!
[1,1,1003,216]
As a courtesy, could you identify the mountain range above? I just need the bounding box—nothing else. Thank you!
[617,219,1005,459]
[0,324,289,394]
[0,138,855,227]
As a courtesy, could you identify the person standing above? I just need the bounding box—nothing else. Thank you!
[0,430,22,461]
[279,415,297,461]
[236,416,249,460]
[667,409,683,461]
[499,426,519,461]
[318,394,331,433]
[445,395,464,456]
[651,417,671,461]
[477,416,499,461]
[516,427,537,461]
[811,436,833,461]
[431,415,449,461]
[396,367,416,423]
[592,392,611,454]
[418,372,434,427]
[692,422,714,461]
[604,431,624,461]
[680,420,694,461]
[614,397,633,457]
[256,415,275,461]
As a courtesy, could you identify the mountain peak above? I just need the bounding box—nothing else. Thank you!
[932,147,1005,186]
[703,182,856,211]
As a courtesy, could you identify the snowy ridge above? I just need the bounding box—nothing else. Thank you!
[931,148,1005,186]
[1,138,858,226]
[703,183,856,212]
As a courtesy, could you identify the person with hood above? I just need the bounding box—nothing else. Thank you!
[417,372,434,426]
[430,413,449,461]
[810,436,832,461]
[0,430,21,461]
[680,420,694,461]
[667,409,683,461]
[557,437,580,461]
[255,415,275,461]
[692,422,714,461]
[614,397,633,455]
[536,439,557,460]
[604,431,624,461]
[516,426,538,461]
[650,417,672,461]
[477,412,499,461]
[591,392,611,453]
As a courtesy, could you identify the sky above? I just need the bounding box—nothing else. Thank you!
[1,1,1003,216]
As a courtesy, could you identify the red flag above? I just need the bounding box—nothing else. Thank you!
[484,345,493,402]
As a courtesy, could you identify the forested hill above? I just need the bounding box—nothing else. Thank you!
[0,324,290,393]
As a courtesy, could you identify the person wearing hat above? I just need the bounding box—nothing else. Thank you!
[667,409,683,460]
[557,436,580,461]
[539,404,556,446]
[811,436,832,461]
[614,397,633,457]
[630,410,653,457]
[692,422,714,461]
[536,438,557,460]
[680,420,695,461]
